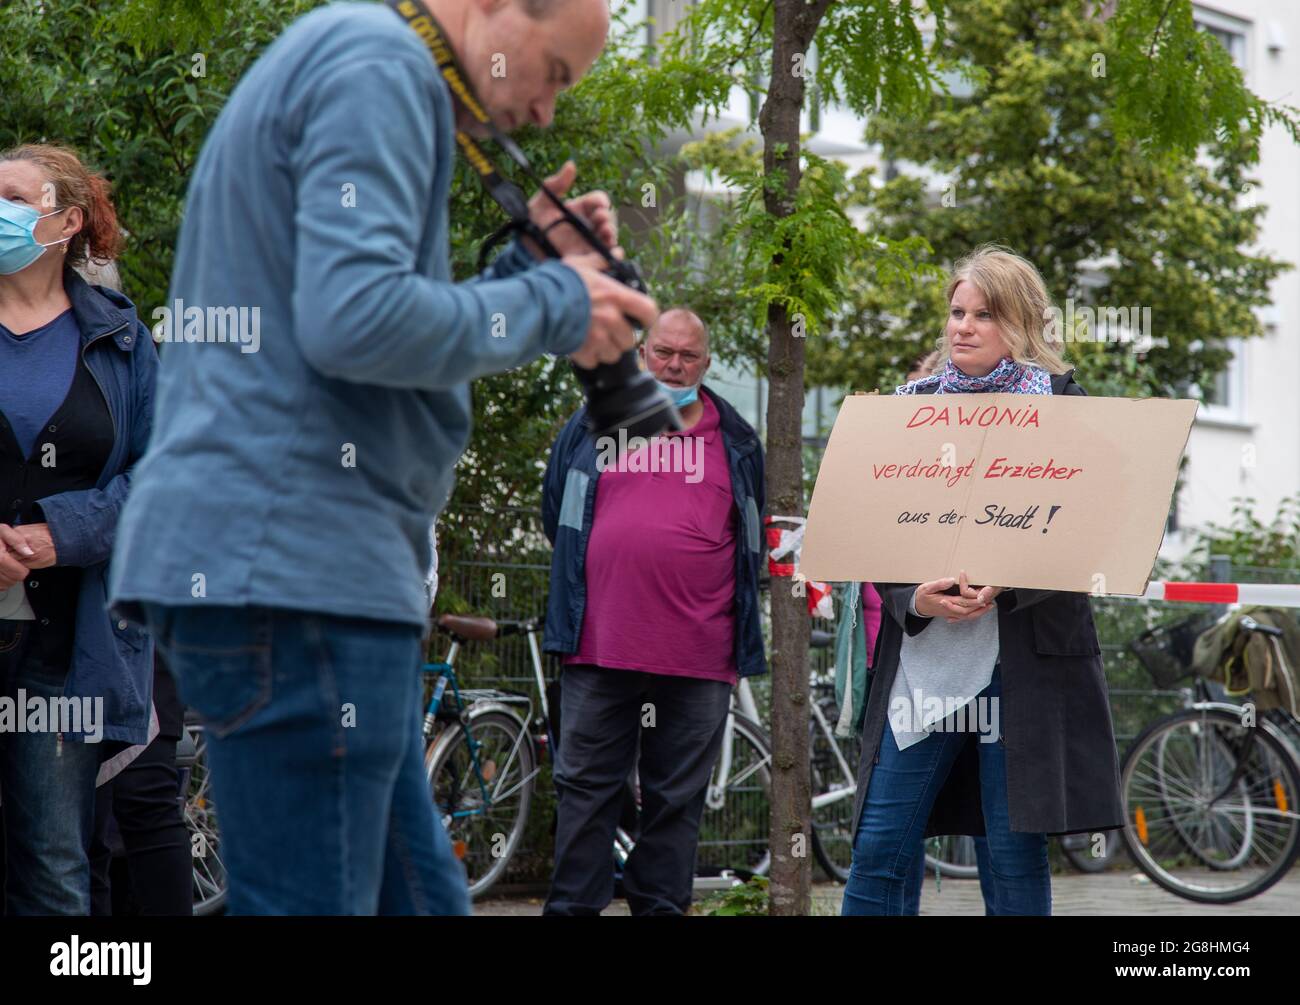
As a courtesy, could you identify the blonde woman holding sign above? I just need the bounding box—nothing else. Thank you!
[839,246,1124,916]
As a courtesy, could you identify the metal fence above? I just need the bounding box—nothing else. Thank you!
[431,507,560,887]
[434,511,1300,885]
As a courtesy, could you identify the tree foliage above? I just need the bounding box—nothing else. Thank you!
[5,0,1297,908]
[1181,494,1300,578]
[803,0,1291,398]
[0,0,323,307]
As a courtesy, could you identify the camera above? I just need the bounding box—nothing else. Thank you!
[569,256,682,441]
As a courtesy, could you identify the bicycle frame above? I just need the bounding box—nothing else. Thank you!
[1173,618,1300,811]
[707,677,765,810]
[810,697,858,811]
[708,672,860,815]
[421,637,458,740]
[422,650,493,820]
[422,635,540,821]
[1171,696,1300,821]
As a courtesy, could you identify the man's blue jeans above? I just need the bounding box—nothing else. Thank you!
[141,603,470,915]
[841,666,1051,916]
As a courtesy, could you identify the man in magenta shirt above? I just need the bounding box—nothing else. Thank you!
[541,308,767,915]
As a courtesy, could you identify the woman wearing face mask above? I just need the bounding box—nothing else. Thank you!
[0,143,158,914]
[839,245,1123,916]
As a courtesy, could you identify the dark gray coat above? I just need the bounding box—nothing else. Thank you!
[848,369,1125,838]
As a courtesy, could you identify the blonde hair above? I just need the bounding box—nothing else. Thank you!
[933,245,1069,374]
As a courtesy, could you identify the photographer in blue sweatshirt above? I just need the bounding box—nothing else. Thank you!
[109,0,656,915]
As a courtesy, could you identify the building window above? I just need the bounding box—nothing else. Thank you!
[1197,336,1247,424]
[1194,7,1250,74]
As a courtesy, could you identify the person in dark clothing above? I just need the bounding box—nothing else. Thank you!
[89,654,193,916]
[0,143,158,915]
[840,247,1124,917]
[541,309,767,915]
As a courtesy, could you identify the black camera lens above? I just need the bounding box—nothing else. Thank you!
[570,258,681,444]
[572,353,682,441]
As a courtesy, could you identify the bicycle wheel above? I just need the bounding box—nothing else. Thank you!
[425,710,536,900]
[1268,709,1300,759]
[1156,726,1252,870]
[183,722,228,916]
[1120,707,1300,903]
[924,836,980,879]
[809,695,860,883]
[697,712,772,877]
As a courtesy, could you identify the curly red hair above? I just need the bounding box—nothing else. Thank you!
[0,143,123,267]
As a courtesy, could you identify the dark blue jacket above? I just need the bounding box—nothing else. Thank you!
[541,385,768,679]
[36,268,158,748]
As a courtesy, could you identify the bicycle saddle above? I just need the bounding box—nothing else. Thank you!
[436,613,499,642]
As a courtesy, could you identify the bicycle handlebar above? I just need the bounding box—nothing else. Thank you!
[1239,615,1285,638]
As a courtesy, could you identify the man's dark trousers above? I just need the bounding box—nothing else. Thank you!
[544,664,732,915]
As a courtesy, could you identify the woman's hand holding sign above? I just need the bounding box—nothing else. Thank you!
[913,570,1005,623]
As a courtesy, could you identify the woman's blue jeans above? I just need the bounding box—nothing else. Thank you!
[0,620,102,915]
[841,666,1051,916]
[141,603,471,915]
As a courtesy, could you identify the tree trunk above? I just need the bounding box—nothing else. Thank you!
[761,0,830,917]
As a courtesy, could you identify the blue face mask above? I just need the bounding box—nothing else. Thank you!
[655,379,700,407]
[0,197,70,275]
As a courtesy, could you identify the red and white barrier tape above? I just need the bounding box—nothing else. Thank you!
[764,515,804,578]
[1140,581,1300,608]
[758,520,1300,613]
[764,515,834,618]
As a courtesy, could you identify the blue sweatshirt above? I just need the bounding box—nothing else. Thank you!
[109,2,590,627]
[0,308,80,458]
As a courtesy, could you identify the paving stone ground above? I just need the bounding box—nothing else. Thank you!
[472,869,1300,916]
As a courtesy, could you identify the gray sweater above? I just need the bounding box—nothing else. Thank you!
[887,590,1000,750]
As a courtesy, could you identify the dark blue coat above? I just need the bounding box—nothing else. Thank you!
[541,385,768,679]
[35,268,158,748]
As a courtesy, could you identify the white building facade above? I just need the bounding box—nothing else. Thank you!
[627,0,1299,564]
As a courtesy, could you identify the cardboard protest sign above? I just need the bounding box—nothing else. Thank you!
[800,393,1197,595]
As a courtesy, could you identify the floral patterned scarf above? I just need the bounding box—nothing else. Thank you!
[895,355,1053,396]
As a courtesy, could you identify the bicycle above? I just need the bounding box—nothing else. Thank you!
[175,612,544,913]
[421,613,544,898]
[804,629,861,882]
[614,672,774,890]
[622,631,861,888]
[1119,611,1300,903]
[175,613,544,913]
[178,711,228,916]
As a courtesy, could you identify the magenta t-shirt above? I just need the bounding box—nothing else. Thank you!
[565,394,738,684]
